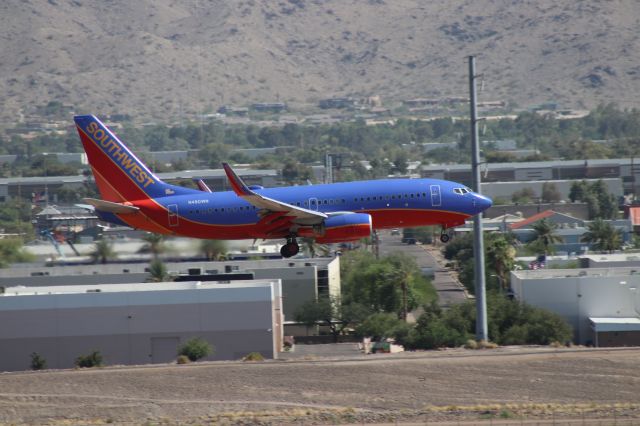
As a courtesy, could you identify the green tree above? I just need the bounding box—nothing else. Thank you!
[177,337,214,362]
[75,350,103,368]
[282,160,311,184]
[0,238,35,268]
[293,297,371,342]
[485,233,516,291]
[90,238,116,264]
[443,233,516,295]
[341,251,436,317]
[30,352,47,370]
[200,239,227,260]
[511,187,536,204]
[541,182,562,203]
[139,232,165,259]
[147,259,170,282]
[568,180,618,219]
[384,262,412,320]
[405,313,470,350]
[581,219,623,253]
[569,180,588,203]
[405,294,572,349]
[355,313,409,341]
[527,219,563,256]
[201,143,230,167]
[392,150,409,174]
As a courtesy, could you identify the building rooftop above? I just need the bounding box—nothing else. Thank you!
[580,253,640,262]
[512,267,640,280]
[421,157,638,171]
[509,210,555,230]
[1,280,277,297]
[589,317,640,332]
[0,256,337,278]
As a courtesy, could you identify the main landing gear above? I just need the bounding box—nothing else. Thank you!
[280,235,300,258]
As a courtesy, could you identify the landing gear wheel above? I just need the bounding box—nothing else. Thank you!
[440,233,450,243]
[280,236,300,258]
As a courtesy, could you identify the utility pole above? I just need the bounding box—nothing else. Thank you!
[325,153,333,184]
[469,56,488,342]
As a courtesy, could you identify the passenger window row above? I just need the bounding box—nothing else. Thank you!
[353,192,428,202]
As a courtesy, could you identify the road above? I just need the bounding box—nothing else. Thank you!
[377,231,468,308]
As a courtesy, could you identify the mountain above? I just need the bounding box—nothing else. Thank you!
[1,0,639,122]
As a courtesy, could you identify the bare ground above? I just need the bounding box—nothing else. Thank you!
[3,1,640,122]
[1,346,640,425]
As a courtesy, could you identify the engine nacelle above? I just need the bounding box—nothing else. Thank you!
[299,213,372,243]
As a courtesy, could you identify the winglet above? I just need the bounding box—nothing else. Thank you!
[193,178,213,193]
[222,163,253,196]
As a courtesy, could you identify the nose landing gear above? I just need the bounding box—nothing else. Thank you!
[280,235,300,258]
[440,227,453,243]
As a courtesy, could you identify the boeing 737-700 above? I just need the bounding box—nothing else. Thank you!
[74,115,492,257]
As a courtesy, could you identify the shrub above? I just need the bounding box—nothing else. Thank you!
[30,352,46,370]
[75,350,103,368]
[406,318,469,350]
[477,340,498,349]
[242,352,265,362]
[464,339,478,349]
[176,355,190,364]
[177,337,213,362]
[355,312,405,341]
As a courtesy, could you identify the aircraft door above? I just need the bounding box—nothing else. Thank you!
[168,204,179,227]
[430,185,442,207]
[308,198,319,211]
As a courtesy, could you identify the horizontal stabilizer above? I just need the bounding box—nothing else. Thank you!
[82,198,140,214]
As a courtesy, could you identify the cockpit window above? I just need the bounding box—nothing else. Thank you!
[454,187,472,195]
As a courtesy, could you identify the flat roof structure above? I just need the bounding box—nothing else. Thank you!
[590,317,640,347]
[590,317,640,332]
[0,279,283,371]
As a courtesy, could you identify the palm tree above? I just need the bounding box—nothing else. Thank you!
[486,234,516,291]
[90,238,116,264]
[386,266,411,321]
[147,258,170,282]
[384,254,418,321]
[200,239,227,261]
[582,219,623,253]
[139,232,165,260]
[527,218,563,256]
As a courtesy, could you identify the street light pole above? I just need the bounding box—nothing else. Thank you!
[469,56,488,342]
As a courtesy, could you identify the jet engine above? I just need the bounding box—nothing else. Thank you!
[298,213,372,243]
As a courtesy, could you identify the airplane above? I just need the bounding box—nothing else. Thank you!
[74,115,492,258]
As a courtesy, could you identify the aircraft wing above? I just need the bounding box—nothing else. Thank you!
[222,163,327,223]
[82,198,140,214]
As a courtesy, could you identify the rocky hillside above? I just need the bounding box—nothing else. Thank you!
[1,0,639,122]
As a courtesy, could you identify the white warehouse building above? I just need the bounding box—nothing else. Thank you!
[0,280,283,372]
[511,268,640,346]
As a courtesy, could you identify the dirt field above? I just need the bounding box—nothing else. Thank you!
[1,345,639,425]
